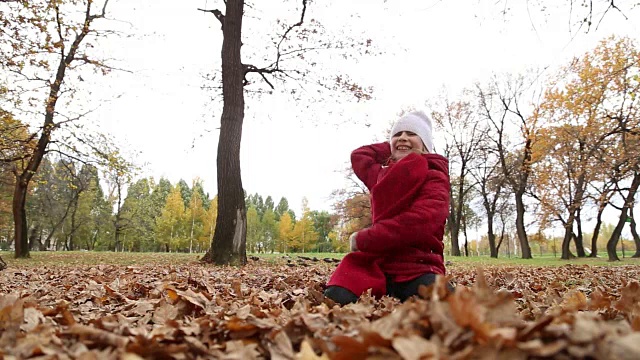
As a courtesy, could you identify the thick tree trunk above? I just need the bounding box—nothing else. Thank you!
[607,172,640,261]
[514,192,532,258]
[12,176,29,258]
[205,0,247,266]
[560,230,576,260]
[607,214,627,262]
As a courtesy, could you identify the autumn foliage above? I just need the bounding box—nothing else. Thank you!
[1,260,639,359]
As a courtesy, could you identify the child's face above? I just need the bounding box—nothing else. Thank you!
[391,131,426,161]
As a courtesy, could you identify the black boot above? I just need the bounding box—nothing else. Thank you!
[324,286,359,305]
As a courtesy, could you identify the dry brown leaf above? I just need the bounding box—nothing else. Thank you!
[224,340,261,360]
[568,313,603,343]
[297,339,329,360]
[518,339,568,357]
[561,290,588,312]
[392,335,438,360]
[67,324,129,347]
[151,301,178,325]
[267,330,295,360]
[1,261,640,359]
[588,288,612,310]
[614,281,640,313]
[596,332,640,360]
[0,296,24,347]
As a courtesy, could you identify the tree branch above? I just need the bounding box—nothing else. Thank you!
[595,1,629,30]
[241,0,309,89]
[198,8,225,29]
[276,0,308,70]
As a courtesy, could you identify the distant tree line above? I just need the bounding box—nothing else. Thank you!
[0,156,344,254]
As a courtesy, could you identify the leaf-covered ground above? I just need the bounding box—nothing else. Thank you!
[1,256,639,359]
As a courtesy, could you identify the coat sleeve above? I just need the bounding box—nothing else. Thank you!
[355,156,450,254]
[350,142,391,191]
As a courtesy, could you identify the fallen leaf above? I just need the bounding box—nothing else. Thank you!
[392,335,438,360]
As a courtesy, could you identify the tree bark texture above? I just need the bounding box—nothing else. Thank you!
[514,191,532,258]
[209,0,247,266]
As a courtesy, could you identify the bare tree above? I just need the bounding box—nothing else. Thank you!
[432,95,488,256]
[476,76,535,259]
[470,146,510,258]
[199,0,372,265]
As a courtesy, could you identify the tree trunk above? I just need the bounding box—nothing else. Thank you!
[573,233,586,257]
[190,213,195,253]
[558,209,584,260]
[113,182,123,252]
[629,207,640,258]
[39,227,47,251]
[12,175,29,258]
[28,224,40,250]
[514,191,532,258]
[607,172,640,261]
[451,164,467,257]
[561,229,576,260]
[487,212,498,258]
[589,204,606,258]
[462,216,469,257]
[448,193,461,256]
[204,0,247,266]
[574,208,586,257]
[68,197,78,251]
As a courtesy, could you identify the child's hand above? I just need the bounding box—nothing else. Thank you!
[349,232,359,252]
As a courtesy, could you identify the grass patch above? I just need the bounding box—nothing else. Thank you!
[445,254,640,267]
[1,251,638,268]
[0,251,201,268]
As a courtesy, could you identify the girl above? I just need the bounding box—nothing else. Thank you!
[325,111,451,305]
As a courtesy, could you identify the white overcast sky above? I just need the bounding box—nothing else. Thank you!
[88,0,639,218]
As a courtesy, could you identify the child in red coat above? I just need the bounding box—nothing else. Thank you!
[325,111,451,305]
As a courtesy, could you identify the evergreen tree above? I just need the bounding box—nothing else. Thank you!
[176,179,192,209]
[275,197,289,221]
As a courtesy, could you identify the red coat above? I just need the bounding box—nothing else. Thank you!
[327,142,450,297]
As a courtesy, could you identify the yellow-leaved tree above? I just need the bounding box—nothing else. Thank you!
[186,180,206,253]
[199,197,218,253]
[289,198,318,253]
[156,186,187,252]
[278,212,294,254]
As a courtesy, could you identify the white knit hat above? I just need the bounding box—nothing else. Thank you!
[389,110,434,153]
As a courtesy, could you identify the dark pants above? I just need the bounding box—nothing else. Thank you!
[325,273,450,305]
